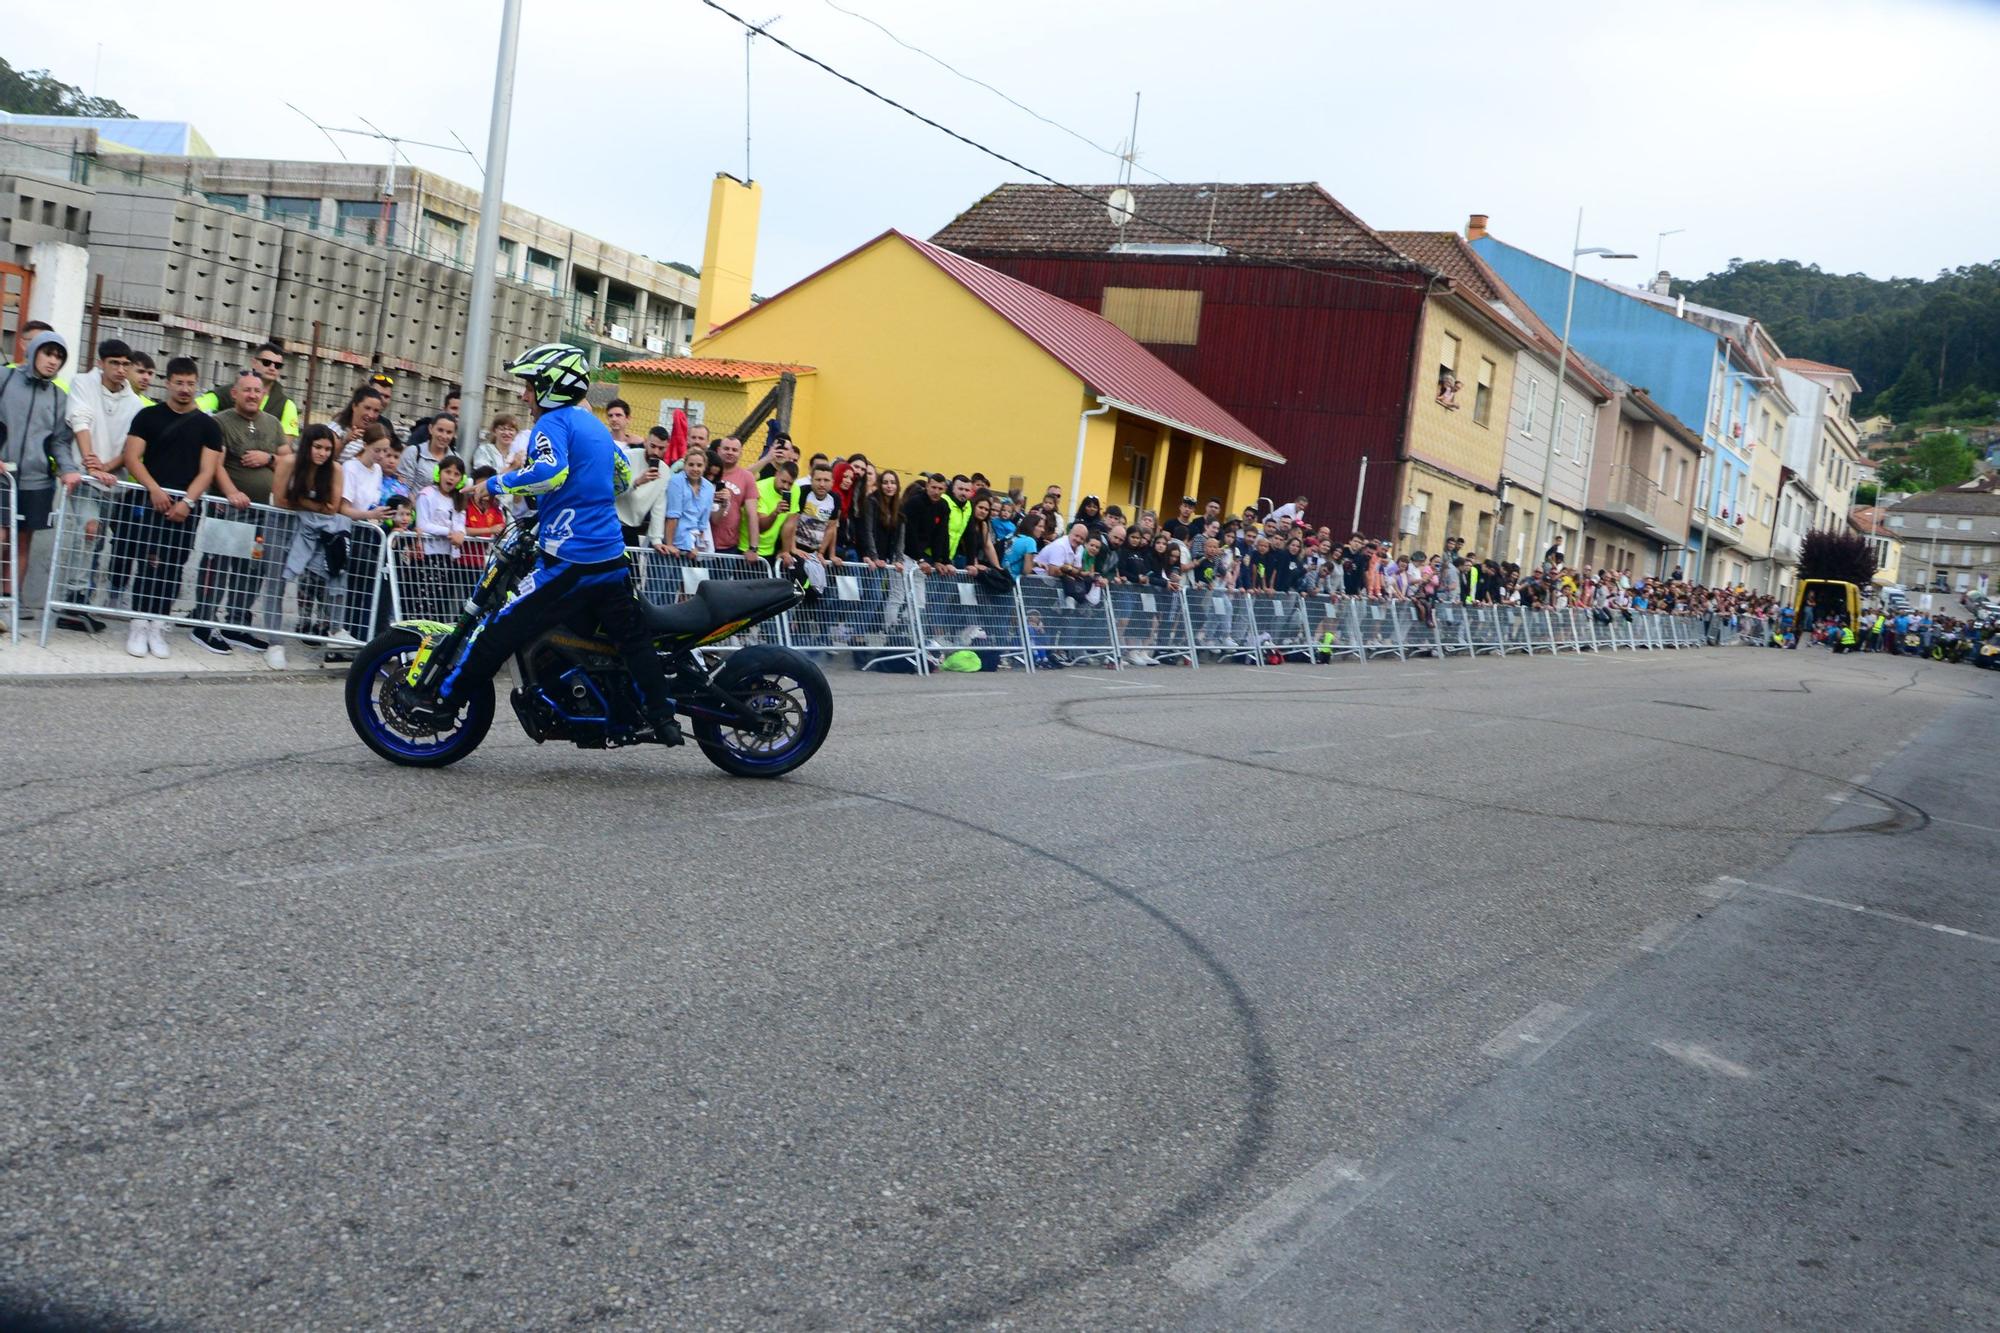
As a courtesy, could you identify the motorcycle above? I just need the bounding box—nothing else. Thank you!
[345,512,832,775]
[1929,632,1968,664]
[1976,637,2000,671]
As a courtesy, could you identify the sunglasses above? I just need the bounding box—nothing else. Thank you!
[256,358,283,369]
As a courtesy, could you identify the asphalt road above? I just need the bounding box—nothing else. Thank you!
[2,645,1995,1330]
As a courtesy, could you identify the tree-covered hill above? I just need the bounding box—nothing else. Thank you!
[1678,258,2000,420]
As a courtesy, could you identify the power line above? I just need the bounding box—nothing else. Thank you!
[818,0,1171,184]
[696,0,1431,294]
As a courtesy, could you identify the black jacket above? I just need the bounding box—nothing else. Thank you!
[897,488,951,563]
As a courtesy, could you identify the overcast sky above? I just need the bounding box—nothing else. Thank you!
[10,0,1998,296]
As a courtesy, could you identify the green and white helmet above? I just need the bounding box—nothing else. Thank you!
[506,341,591,408]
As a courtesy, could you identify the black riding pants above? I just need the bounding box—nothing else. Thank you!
[438,555,672,714]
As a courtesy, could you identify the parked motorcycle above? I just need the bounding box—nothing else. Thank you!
[1929,632,1969,664]
[1975,637,2000,671]
[346,513,831,775]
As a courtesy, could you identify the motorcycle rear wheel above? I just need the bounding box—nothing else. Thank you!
[345,628,495,768]
[693,645,832,779]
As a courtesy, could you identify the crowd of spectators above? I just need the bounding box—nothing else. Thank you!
[3,336,1965,673]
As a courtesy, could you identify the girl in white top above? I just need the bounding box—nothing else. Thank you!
[415,455,468,558]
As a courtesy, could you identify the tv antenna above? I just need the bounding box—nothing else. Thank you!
[744,13,783,180]
[288,104,486,251]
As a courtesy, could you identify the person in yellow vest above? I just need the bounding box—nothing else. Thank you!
[1836,620,1857,654]
[745,460,797,560]
[195,340,301,440]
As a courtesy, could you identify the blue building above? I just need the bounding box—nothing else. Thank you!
[1473,234,1773,583]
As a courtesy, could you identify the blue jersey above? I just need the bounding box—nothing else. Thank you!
[490,404,633,563]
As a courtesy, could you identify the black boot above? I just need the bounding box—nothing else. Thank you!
[646,703,684,746]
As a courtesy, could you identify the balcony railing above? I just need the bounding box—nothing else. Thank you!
[1606,465,1662,518]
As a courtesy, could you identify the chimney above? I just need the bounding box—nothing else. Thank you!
[1466,213,1489,241]
[1650,270,1673,296]
[692,172,762,344]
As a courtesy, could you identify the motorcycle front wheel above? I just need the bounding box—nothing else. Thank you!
[693,645,832,779]
[345,628,495,768]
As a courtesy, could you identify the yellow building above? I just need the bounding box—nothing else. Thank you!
[681,227,1281,513]
[601,357,818,447]
[1395,287,1524,558]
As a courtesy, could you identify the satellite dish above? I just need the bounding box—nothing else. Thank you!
[1105,186,1136,229]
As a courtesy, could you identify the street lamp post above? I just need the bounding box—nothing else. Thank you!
[1533,208,1635,568]
[457,0,524,465]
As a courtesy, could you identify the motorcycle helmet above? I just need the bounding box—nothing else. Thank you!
[505,342,591,409]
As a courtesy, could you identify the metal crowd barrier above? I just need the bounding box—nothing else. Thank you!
[39,478,386,654]
[384,529,494,624]
[1019,572,1122,668]
[1108,583,1197,666]
[0,470,17,644]
[632,546,783,654]
[787,561,926,674]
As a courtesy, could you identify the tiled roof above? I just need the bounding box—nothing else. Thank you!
[1776,356,1858,379]
[709,230,1282,464]
[1384,230,1613,401]
[1886,472,2000,516]
[602,356,813,381]
[1381,230,1502,302]
[930,182,1419,269]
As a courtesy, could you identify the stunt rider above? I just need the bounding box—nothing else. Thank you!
[400,343,680,743]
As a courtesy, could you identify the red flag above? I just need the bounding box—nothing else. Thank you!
[663,408,690,467]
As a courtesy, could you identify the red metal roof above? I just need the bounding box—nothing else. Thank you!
[601,356,814,381]
[709,230,1284,464]
[1776,356,1857,377]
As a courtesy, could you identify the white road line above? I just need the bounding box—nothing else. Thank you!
[1630,919,1686,953]
[1825,794,2000,837]
[721,796,886,822]
[233,840,543,887]
[1051,758,1203,781]
[1933,815,2000,836]
[1382,727,1438,740]
[1652,1039,1754,1079]
[1713,875,2000,946]
[1479,1002,1588,1064]
[1166,1152,1385,1296]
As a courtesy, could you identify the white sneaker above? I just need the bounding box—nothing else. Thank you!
[146,620,170,659]
[126,618,150,658]
[267,643,289,670]
[326,629,363,646]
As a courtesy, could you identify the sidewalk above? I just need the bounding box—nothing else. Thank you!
[0,610,344,679]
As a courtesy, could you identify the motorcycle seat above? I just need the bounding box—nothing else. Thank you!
[641,576,800,641]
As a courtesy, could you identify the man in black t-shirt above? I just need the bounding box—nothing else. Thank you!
[1164,496,1197,542]
[119,356,225,658]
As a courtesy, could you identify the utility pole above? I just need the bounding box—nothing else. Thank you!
[457,0,523,465]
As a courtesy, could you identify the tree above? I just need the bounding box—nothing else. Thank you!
[1798,527,1878,587]
[1853,481,1879,506]
[0,57,133,118]
[1880,353,1933,419]
[1880,431,1979,493]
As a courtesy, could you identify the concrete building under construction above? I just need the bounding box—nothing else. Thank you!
[0,117,700,427]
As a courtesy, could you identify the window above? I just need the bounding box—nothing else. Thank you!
[1521,377,1539,438]
[1473,358,1496,426]
[525,247,562,291]
[1099,287,1202,345]
[1655,448,1668,490]
[1673,457,1688,502]
[1436,333,1462,408]
[1926,517,1941,529]
[1888,516,1903,528]
[423,210,465,263]
[1957,519,1973,531]
[335,199,388,241]
[203,193,250,213]
[265,196,318,224]
[497,238,518,278]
